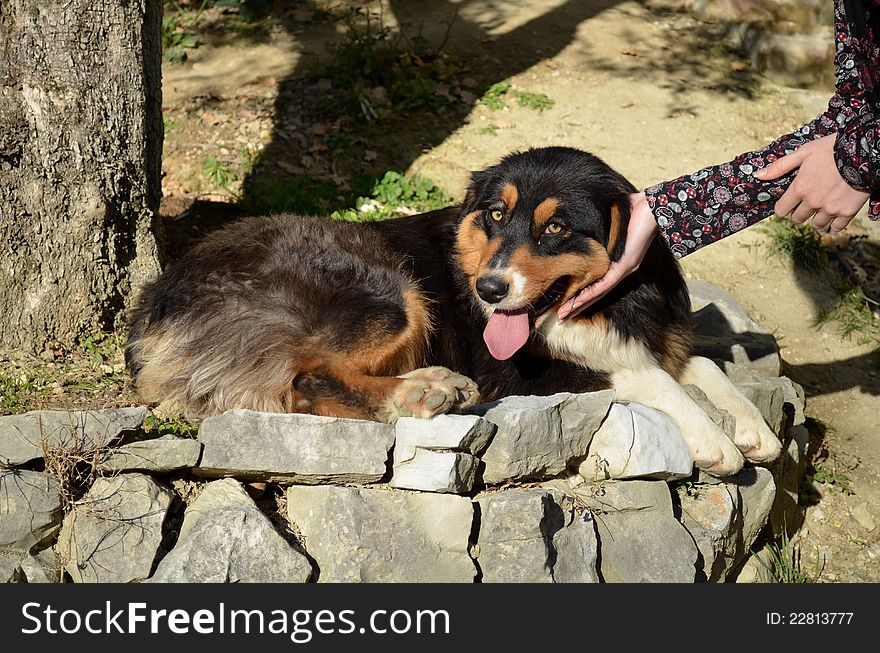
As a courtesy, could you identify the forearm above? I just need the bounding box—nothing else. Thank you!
[644,111,839,258]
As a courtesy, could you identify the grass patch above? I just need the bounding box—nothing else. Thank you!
[755,532,823,583]
[142,414,199,440]
[480,81,511,111]
[817,286,880,345]
[760,217,827,271]
[761,217,880,344]
[202,156,237,191]
[330,171,453,222]
[322,6,463,122]
[479,81,555,111]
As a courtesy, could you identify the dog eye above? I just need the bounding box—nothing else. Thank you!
[490,210,503,222]
[544,222,563,235]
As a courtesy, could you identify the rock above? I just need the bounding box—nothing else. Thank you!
[734,554,772,583]
[726,466,777,555]
[151,478,311,583]
[98,434,202,473]
[678,484,739,581]
[57,473,172,583]
[476,489,556,583]
[549,479,698,582]
[688,280,780,377]
[196,409,395,484]
[579,402,693,481]
[394,414,496,456]
[466,391,614,484]
[0,549,26,583]
[390,415,495,493]
[287,485,475,582]
[476,487,599,583]
[19,549,61,583]
[852,502,876,532]
[681,385,736,440]
[734,381,786,435]
[391,450,479,494]
[0,470,62,551]
[769,423,809,537]
[728,367,805,428]
[0,407,148,466]
[550,507,600,583]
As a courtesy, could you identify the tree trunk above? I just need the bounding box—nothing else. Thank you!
[0,0,163,354]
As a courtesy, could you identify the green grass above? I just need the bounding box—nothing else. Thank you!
[809,462,854,495]
[480,81,511,111]
[202,156,237,190]
[322,6,463,122]
[0,368,52,414]
[330,171,453,222]
[480,124,500,137]
[479,81,554,112]
[142,414,199,439]
[755,532,823,583]
[760,217,828,271]
[514,91,555,110]
[761,217,880,345]
[817,286,880,345]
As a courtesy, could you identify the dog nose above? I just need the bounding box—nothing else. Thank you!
[476,275,509,303]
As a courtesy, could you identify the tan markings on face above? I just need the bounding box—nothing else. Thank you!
[508,240,611,305]
[607,203,621,255]
[455,211,501,288]
[500,183,519,211]
[533,197,561,227]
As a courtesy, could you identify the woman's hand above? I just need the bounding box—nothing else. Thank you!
[557,192,658,321]
[754,133,870,232]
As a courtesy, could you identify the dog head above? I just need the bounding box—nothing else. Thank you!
[455,146,635,360]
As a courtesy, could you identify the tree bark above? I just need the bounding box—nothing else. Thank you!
[0,0,163,354]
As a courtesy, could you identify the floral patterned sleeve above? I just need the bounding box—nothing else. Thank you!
[645,0,880,259]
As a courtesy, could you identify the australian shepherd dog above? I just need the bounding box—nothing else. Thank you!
[126,147,781,476]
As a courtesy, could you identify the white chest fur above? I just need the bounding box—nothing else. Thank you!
[534,314,658,374]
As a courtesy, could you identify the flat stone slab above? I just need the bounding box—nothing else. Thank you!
[57,473,172,583]
[287,485,475,582]
[196,409,395,483]
[579,403,693,481]
[98,434,202,473]
[0,407,148,466]
[0,470,62,552]
[475,487,598,583]
[391,415,495,493]
[151,478,312,583]
[466,390,614,484]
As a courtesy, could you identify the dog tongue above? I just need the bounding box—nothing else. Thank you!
[483,309,530,360]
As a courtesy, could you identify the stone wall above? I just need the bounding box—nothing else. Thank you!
[692,0,835,89]
[0,282,808,583]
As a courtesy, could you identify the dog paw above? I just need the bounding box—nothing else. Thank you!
[685,420,745,477]
[399,366,479,410]
[732,410,783,464]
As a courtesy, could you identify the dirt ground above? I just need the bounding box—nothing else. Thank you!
[154,0,878,581]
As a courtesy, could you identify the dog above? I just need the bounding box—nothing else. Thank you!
[126,146,781,476]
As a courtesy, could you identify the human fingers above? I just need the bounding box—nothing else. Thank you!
[556,263,626,321]
[790,202,815,225]
[754,146,809,181]
[829,214,856,233]
[810,211,833,230]
[774,184,803,219]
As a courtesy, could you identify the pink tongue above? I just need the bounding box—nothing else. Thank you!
[483,309,531,360]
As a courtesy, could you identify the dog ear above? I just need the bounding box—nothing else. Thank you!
[606,199,630,262]
[461,169,489,215]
